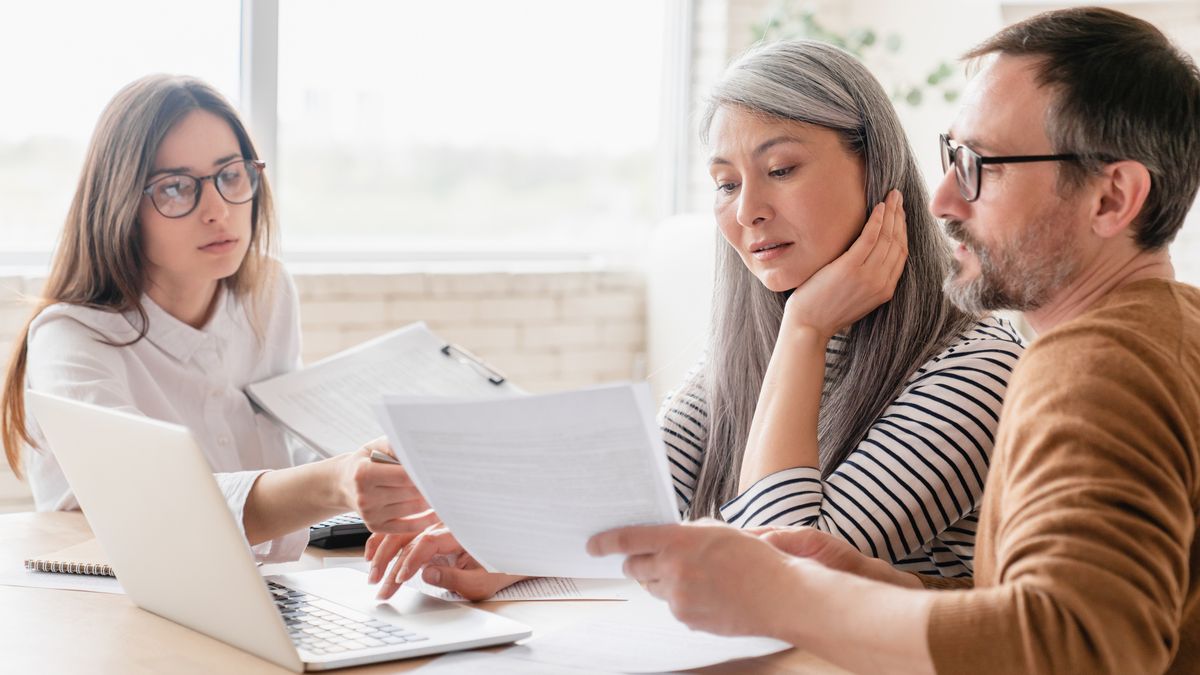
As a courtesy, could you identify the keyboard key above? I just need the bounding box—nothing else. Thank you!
[269,580,430,654]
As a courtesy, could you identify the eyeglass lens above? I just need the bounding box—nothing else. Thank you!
[148,160,261,218]
[940,137,979,202]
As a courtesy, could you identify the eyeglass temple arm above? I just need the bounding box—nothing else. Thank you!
[977,153,1080,165]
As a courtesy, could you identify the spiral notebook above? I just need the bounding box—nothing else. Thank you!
[23,539,114,577]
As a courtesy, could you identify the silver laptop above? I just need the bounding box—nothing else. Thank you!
[26,390,531,672]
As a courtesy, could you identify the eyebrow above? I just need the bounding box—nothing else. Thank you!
[709,136,806,166]
[946,131,1001,156]
[148,153,242,179]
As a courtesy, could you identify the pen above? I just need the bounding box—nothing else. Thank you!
[370,450,401,465]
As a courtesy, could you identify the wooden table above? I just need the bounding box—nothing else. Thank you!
[0,512,848,674]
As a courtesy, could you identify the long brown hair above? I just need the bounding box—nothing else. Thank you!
[684,40,976,517]
[2,75,278,478]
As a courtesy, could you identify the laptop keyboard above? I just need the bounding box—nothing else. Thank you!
[267,580,429,655]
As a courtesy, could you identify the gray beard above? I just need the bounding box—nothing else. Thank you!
[943,207,1081,314]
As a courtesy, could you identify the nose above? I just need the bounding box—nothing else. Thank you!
[195,176,229,224]
[930,166,968,224]
[735,180,772,228]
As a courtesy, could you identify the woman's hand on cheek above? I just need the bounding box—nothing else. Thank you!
[784,188,909,339]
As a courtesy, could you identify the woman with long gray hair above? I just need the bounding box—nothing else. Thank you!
[368,39,1025,600]
[662,38,1024,577]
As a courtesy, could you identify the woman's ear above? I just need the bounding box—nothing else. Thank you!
[1090,160,1152,240]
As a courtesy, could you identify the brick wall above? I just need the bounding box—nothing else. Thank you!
[290,266,647,392]
[0,267,649,511]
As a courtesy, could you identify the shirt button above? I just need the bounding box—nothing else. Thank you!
[218,436,231,446]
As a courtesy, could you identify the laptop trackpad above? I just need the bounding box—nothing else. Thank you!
[268,567,464,619]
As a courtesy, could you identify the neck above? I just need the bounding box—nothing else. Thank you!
[146,276,222,329]
[1024,248,1174,334]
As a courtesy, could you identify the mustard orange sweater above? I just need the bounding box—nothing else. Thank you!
[925,279,1200,674]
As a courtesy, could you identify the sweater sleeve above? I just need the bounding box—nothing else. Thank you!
[927,327,1193,675]
[720,335,1022,572]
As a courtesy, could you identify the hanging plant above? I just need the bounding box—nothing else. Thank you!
[751,1,960,107]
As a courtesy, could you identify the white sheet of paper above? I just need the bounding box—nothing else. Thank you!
[0,570,124,595]
[322,557,635,602]
[375,383,681,578]
[246,322,519,456]
[501,606,791,673]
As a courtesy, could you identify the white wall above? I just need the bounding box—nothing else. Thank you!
[644,215,716,400]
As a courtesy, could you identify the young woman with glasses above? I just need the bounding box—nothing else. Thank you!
[365,40,1029,602]
[0,75,430,561]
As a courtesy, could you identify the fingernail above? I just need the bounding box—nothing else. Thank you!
[425,568,442,584]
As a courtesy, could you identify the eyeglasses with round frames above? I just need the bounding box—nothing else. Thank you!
[939,134,1080,202]
[142,159,265,219]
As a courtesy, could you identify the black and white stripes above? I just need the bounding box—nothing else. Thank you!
[660,316,1025,577]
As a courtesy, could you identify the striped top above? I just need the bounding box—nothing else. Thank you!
[660,316,1025,577]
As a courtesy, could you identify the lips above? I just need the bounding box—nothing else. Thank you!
[748,240,793,261]
[750,240,793,253]
[199,237,239,251]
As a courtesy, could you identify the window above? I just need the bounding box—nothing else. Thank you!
[275,1,668,253]
[0,1,241,252]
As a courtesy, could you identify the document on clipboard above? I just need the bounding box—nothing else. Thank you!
[245,322,521,457]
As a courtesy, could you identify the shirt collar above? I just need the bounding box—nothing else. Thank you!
[128,287,236,364]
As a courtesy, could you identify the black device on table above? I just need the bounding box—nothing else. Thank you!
[308,513,371,549]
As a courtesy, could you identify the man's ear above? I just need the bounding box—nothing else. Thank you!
[1090,160,1152,240]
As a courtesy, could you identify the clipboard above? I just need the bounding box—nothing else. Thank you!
[245,322,520,457]
[440,343,506,385]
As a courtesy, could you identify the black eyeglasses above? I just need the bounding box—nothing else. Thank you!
[142,159,265,218]
[939,134,1079,202]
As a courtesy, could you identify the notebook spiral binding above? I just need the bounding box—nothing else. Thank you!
[24,559,115,576]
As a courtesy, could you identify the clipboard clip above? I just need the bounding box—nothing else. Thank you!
[440,343,507,385]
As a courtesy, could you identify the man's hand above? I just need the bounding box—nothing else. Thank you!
[588,520,805,639]
[752,526,920,588]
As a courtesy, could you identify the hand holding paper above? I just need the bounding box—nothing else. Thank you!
[374,383,680,578]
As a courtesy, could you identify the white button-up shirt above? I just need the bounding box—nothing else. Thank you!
[24,267,310,562]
